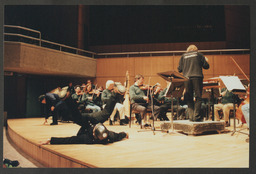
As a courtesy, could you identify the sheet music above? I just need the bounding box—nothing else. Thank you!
[219,76,246,91]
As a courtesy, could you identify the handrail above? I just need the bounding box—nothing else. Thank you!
[4,25,250,59]
[97,49,250,56]
[5,25,41,34]
[5,25,42,46]
[4,25,96,58]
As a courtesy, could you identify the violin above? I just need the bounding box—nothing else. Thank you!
[139,84,151,90]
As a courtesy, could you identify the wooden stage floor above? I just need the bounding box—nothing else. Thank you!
[6,117,249,168]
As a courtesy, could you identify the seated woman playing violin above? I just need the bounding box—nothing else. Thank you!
[83,84,101,113]
[129,74,160,128]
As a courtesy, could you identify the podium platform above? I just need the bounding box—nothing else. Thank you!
[170,120,225,135]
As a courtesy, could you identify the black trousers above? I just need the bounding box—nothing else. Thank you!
[184,77,203,121]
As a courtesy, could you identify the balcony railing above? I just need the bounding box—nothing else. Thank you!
[4,25,96,58]
[4,25,250,59]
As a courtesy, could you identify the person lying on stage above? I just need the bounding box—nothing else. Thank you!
[102,80,128,126]
[40,84,129,145]
[40,121,129,145]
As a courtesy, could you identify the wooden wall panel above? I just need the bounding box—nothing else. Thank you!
[213,54,250,79]
[203,55,214,76]
[96,54,250,87]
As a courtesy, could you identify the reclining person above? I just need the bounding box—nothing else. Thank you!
[40,84,128,145]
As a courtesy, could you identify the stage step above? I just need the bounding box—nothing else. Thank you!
[161,120,225,135]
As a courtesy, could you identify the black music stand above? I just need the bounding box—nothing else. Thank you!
[218,76,247,136]
[158,71,188,133]
[202,88,219,120]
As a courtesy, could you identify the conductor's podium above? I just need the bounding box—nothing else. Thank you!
[163,120,225,135]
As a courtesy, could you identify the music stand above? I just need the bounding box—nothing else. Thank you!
[202,88,220,120]
[218,76,247,136]
[157,71,188,133]
[137,87,163,135]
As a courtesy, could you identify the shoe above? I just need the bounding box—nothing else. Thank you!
[120,119,127,126]
[143,123,151,128]
[194,119,203,122]
[124,116,129,124]
[109,120,113,125]
[163,115,169,121]
[135,114,141,125]
[225,122,230,127]
[50,122,58,125]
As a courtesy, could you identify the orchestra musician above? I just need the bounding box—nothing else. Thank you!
[213,88,234,127]
[101,80,128,126]
[153,83,170,121]
[83,84,101,112]
[156,82,188,121]
[71,85,85,112]
[129,74,160,128]
[178,44,209,122]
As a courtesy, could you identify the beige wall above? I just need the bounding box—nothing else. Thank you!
[96,54,250,88]
[4,42,97,78]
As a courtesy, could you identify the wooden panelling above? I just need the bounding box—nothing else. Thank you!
[96,54,250,87]
[7,121,92,168]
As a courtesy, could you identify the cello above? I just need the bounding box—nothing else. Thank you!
[230,57,250,124]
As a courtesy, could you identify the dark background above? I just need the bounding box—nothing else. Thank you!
[4,5,227,48]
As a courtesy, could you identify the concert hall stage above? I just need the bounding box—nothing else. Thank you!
[6,118,249,168]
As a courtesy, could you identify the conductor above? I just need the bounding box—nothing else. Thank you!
[178,45,209,122]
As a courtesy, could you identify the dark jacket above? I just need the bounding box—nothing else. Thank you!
[178,51,209,78]
[42,93,61,119]
[129,84,146,104]
[50,131,127,144]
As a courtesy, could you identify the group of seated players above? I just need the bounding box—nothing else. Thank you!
[38,76,245,128]
[38,75,250,145]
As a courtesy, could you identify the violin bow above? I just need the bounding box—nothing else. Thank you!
[230,56,250,82]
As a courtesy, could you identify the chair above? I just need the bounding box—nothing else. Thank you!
[129,103,152,128]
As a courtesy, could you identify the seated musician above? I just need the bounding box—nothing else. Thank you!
[101,80,128,125]
[241,103,249,143]
[86,79,95,89]
[213,88,234,127]
[153,83,170,121]
[83,84,101,113]
[129,74,160,128]
[71,85,86,112]
[94,86,104,108]
[156,82,187,121]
